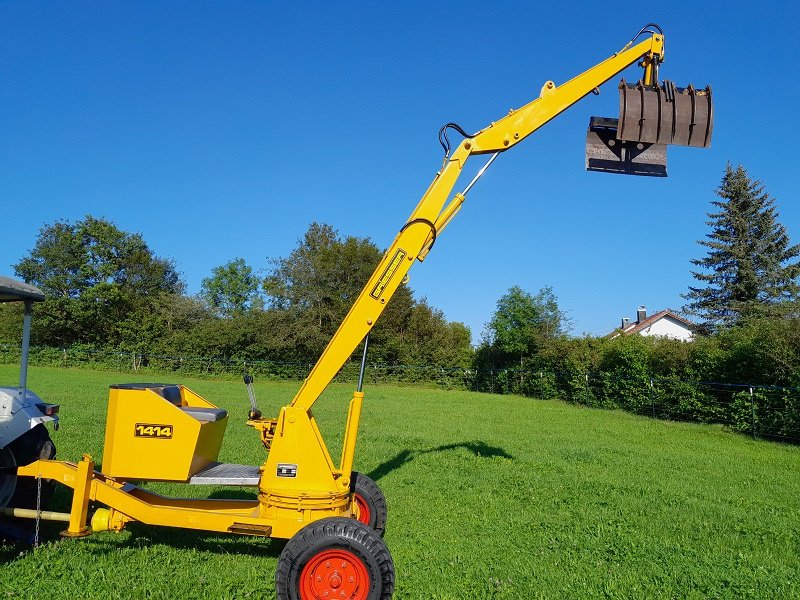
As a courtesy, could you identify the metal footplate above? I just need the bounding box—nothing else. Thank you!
[188,462,262,486]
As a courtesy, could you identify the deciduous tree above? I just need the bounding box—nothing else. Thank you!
[263,222,471,365]
[486,286,567,349]
[263,223,388,358]
[200,258,264,317]
[14,215,183,346]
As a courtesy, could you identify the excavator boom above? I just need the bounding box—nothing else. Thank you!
[289,27,711,412]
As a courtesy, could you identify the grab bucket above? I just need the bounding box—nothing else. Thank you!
[618,79,713,148]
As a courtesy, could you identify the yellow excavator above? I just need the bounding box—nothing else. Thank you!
[2,24,712,599]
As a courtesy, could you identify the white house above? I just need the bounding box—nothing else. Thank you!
[608,306,694,341]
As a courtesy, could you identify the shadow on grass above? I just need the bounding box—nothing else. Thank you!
[0,484,75,562]
[2,487,273,563]
[0,539,28,565]
[368,440,513,482]
[2,520,284,564]
[0,520,67,564]
[120,522,285,557]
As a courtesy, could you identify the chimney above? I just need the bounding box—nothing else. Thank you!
[621,317,630,329]
[636,306,646,324]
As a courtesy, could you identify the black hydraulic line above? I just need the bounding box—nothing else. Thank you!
[438,122,477,158]
[357,334,370,393]
[629,22,664,43]
[399,218,437,252]
[617,23,665,58]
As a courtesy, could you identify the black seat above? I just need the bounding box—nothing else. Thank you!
[160,385,182,405]
[179,407,228,422]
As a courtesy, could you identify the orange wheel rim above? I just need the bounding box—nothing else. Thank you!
[300,548,370,600]
[354,493,371,526]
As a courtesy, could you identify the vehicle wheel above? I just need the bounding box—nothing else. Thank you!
[350,472,387,537]
[275,517,394,600]
[0,424,56,510]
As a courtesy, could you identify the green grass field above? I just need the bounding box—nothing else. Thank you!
[2,365,799,599]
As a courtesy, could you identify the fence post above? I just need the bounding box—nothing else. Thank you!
[585,372,590,405]
[650,377,655,418]
[750,387,756,439]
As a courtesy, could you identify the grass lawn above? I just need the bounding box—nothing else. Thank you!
[1,365,799,599]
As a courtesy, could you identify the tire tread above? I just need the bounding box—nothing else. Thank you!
[276,517,394,600]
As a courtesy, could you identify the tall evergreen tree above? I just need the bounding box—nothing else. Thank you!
[683,164,800,331]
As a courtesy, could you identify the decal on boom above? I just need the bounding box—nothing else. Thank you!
[370,248,407,299]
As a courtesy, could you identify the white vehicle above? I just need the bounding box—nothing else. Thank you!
[0,276,58,538]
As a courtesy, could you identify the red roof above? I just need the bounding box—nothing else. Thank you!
[609,309,695,338]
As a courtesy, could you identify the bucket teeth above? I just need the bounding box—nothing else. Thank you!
[618,79,713,148]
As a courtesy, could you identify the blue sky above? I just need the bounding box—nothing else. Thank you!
[2,2,798,342]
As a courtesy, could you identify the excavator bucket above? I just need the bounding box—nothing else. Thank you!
[617,79,713,148]
[585,117,667,177]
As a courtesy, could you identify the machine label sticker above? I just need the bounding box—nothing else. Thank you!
[370,248,407,299]
[134,423,173,439]
[277,463,297,478]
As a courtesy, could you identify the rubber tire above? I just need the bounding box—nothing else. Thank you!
[275,517,394,600]
[1,424,56,510]
[351,471,388,537]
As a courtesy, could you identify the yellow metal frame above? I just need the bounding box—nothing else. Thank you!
[17,32,665,541]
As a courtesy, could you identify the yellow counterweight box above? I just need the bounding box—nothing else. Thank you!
[101,383,228,482]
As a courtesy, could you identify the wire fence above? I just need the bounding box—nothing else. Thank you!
[2,343,798,443]
[0,343,477,387]
[471,368,800,443]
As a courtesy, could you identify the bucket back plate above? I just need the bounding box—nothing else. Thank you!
[618,80,713,148]
[586,117,667,177]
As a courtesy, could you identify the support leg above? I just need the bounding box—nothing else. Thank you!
[61,454,94,538]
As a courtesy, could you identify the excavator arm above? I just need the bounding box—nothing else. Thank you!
[239,24,713,537]
[290,31,667,412]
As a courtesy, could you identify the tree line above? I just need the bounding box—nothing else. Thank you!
[475,164,800,390]
[2,164,798,399]
[466,164,800,439]
[0,220,472,370]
